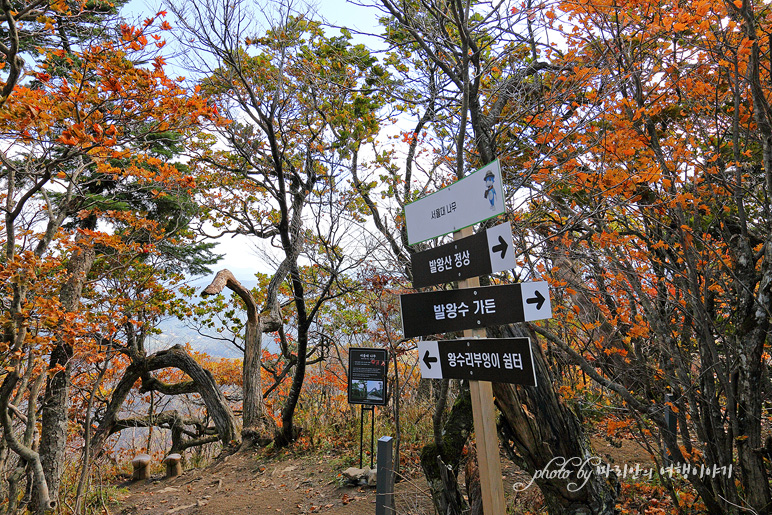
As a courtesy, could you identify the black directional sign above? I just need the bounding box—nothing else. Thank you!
[348,348,388,405]
[418,338,537,385]
[400,281,552,338]
[411,222,517,288]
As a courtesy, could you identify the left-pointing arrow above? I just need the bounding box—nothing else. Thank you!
[423,350,438,369]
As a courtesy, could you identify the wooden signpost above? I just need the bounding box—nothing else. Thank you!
[456,225,507,514]
[401,160,552,515]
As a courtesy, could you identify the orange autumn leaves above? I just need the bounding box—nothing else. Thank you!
[1,12,215,158]
[0,10,220,441]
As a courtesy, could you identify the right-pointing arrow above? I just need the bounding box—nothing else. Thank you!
[526,290,546,310]
[423,350,438,369]
[491,235,508,259]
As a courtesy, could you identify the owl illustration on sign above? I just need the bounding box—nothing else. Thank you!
[483,169,497,210]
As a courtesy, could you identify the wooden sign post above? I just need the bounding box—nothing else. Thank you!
[456,226,506,514]
[401,160,552,514]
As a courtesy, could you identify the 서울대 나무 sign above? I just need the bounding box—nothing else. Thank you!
[403,160,505,245]
[399,281,552,338]
[347,348,388,406]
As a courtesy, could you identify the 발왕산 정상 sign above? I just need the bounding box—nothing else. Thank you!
[410,221,516,288]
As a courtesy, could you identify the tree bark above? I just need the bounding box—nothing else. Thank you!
[734,5,772,511]
[38,236,95,508]
[0,371,55,514]
[74,363,108,514]
[420,381,474,515]
[145,345,241,448]
[91,344,240,457]
[276,318,307,446]
[464,444,483,515]
[494,325,619,515]
[202,269,281,446]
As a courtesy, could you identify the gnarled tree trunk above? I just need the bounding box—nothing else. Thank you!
[0,370,55,514]
[494,324,619,515]
[202,269,282,446]
[91,344,240,457]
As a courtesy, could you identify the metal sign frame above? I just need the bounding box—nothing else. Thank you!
[347,347,389,406]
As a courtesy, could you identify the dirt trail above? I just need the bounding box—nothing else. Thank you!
[113,436,652,514]
[114,448,434,515]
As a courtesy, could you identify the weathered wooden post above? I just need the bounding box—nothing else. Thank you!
[376,436,395,515]
[131,454,151,480]
[456,226,506,513]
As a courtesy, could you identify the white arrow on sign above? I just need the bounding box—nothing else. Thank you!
[521,281,552,321]
[418,341,442,379]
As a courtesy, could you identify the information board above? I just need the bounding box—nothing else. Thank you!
[347,348,388,405]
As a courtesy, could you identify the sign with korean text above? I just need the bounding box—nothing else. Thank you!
[411,222,516,288]
[404,160,505,245]
[399,281,551,338]
[348,348,388,405]
[418,338,537,385]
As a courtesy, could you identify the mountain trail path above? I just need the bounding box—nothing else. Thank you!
[112,436,649,514]
[113,446,435,515]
